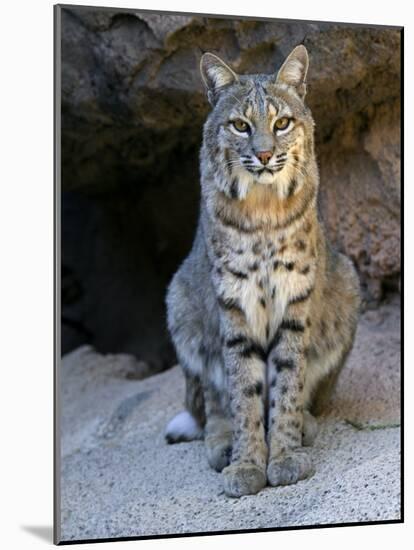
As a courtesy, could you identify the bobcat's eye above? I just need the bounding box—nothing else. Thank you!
[274,117,291,132]
[231,119,250,133]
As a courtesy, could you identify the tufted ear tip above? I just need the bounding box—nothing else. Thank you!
[200,52,238,101]
[292,45,309,63]
[276,45,309,99]
[199,53,217,88]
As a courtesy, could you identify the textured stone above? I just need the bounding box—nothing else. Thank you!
[59,7,401,361]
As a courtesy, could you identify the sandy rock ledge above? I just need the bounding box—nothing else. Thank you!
[60,296,401,541]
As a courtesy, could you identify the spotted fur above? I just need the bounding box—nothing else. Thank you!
[165,46,360,497]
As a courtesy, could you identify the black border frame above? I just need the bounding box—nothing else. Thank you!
[53,4,404,545]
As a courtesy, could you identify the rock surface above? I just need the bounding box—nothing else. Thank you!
[60,7,401,362]
[59,296,401,542]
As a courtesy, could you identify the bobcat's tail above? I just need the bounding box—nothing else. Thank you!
[165,410,203,443]
[165,373,205,443]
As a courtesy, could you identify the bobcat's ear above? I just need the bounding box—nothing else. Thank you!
[200,53,238,104]
[276,45,309,99]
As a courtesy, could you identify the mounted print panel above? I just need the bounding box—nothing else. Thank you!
[54,4,402,544]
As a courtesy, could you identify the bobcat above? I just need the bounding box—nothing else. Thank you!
[165,46,360,497]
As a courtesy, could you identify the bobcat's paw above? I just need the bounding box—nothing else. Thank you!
[267,449,314,487]
[222,462,266,497]
[205,434,232,472]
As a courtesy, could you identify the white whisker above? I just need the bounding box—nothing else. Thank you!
[287,162,308,178]
[291,162,308,180]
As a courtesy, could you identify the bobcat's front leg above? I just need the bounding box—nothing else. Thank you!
[220,317,267,497]
[267,300,315,486]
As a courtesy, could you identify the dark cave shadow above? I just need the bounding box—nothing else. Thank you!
[21,525,53,543]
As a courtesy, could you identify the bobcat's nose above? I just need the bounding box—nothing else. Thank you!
[256,150,273,165]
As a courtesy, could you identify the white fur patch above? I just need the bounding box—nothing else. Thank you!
[165,411,203,442]
[210,359,226,392]
[182,345,204,377]
[267,102,278,117]
[207,65,235,89]
[283,58,304,85]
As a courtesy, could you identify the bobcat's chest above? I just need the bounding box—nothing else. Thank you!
[225,233,307,346]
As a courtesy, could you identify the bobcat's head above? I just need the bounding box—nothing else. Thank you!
[200,46,315,199]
